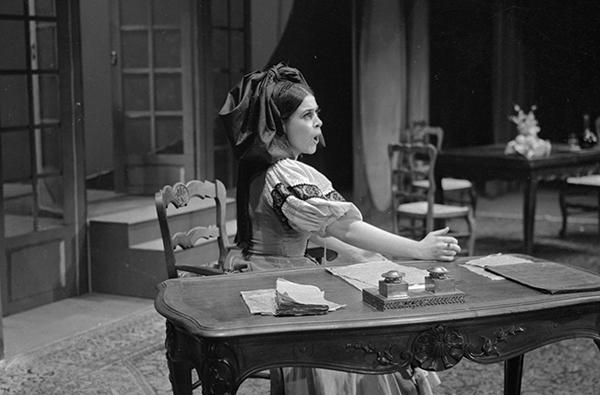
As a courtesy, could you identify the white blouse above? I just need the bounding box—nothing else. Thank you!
[264,158,362,237]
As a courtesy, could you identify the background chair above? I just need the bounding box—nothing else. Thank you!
[155,179,285,394]
[408,123,477,212]
[155,179,233,278]
[558,174,600,238]
[388,142,476,255]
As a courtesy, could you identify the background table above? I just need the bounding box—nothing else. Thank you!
[435,144,600,254]
[155,256,600,395]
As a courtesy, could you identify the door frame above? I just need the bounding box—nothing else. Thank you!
[0,0,86,316]
[110,0,197,194]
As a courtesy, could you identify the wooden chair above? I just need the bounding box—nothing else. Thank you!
[408,123,477,212]
[155,179,285,394]
[558,174,600,238]
[388,142,476,255]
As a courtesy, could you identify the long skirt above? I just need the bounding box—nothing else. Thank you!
[283,368,419,395]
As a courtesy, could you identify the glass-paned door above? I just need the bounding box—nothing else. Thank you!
[210,0,249,189]
[112,0,195,194]
[0,0,84,315]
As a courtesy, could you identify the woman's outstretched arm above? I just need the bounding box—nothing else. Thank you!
[308,234,386,264]
[325,214,460,261]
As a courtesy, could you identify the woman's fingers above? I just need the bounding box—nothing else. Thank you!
[436,239,460,261]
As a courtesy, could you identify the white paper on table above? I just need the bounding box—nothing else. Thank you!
[460,253,534,280]
[326,260,428,291]
[240,278,345,315]
[276,278,341,307]
[240,289,277,315]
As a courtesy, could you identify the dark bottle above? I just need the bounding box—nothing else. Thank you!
[580,114,598,149]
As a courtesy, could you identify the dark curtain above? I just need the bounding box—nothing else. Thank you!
[267,0,354,191]
[430,0,600,148]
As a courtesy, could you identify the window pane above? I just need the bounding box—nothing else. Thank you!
[153,0,181,25]
[123,74,150,111]
[122,30,149,68]
[121,0,149,26]
[0,1,24,15]
[213,148,231,186]
[2,130,31,182]
[212,29,229,69]
[123,117,151,154]
[39,74,60,122]
[213,72,230,111]
[213,117,228,146]
[0,20,27,70]
[154,29,181,68]
[212,0,228,27]
[156,116,183,153]
[231,30,245,72]
[34,22,58,70]
[155,74,182,111]
[0,75,30,127]
[37,174,64,219]
[34,0,56,17]
[39,127,62,172]
[4,180,34,236]
[230,0,245,28]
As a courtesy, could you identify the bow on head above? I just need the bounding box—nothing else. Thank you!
[219,62,309,164]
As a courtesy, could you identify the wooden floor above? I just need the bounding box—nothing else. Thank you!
[2,184,594,364]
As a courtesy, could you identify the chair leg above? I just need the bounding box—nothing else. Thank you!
[559,188,568,238]
[469,187,477,214]
[597,189,600,236]
[466,209,476,256]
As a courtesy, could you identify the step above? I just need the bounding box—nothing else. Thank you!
[89,196,236,246]
[131,218,237,267]
[89,196,236,299]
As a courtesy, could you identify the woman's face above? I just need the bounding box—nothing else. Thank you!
[283,94,323,158]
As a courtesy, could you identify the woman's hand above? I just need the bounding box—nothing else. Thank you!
[418,227,461,261]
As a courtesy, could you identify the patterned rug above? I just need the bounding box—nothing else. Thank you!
[0,213,598,395]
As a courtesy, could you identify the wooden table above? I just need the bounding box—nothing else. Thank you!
[435,144,600,254]
[154,256,600,395]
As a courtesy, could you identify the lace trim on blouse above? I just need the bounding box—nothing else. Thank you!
[265,159,361,236]
[271,183,347,226]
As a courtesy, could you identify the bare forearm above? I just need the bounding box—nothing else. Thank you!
[325,215,461,262]
[325,217,425,259]
[309,234,385,262]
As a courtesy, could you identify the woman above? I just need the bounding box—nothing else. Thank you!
[220,63,454,394]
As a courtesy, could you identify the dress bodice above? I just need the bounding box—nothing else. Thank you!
[242,159,361,263]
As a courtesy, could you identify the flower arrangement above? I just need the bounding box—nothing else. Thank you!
[504,104,551,159]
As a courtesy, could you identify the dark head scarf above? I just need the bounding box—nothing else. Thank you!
[219,63,312,253]
[219,62,310,163]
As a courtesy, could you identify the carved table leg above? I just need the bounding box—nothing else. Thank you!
[523,179,538,255]
[504,354,524,395]
[167,358,194,395]
[165,321,202,395]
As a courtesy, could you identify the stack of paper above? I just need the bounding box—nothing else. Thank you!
[240,278,345,316]
[275,278,330,315]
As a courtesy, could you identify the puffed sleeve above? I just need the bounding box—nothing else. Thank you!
[265,159,363,236]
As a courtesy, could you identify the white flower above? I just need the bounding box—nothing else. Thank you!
[509,104,540,137]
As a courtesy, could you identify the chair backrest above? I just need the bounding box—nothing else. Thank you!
[388,142,438,233]
[155,179,229,279]
[410,123,444,151]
